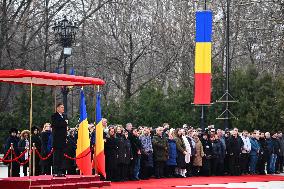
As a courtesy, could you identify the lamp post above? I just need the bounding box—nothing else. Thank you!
[52,16,78,115]
[216,0,238,128]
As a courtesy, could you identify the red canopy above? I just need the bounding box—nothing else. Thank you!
[0,69,105,86]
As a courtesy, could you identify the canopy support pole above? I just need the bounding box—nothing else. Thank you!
[54,87,57,112]
[29,81,33,179]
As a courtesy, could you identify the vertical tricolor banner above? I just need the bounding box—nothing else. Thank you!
[76,89,92,175]
[194,11,213,105]
[95,92,106,178]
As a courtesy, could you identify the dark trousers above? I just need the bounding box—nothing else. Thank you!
[23,164,28,176]
[117,163,128,181]
[224,154,230,175]
[229,154,241,176]
[257,155,266,174]
[128,159,135,179]
[8,162,20,177]
[41,164,51,175]
[165,165,176,177]
[240,153,249,174]
[217,159,225,175]
[193,166,201,176]
[122,164,130,180]
[31,155,41,176]
[211,158,218,176]
[186,162,193,176]
[67,166,77,175]
[154,161,165,178]
[276,156,283,173]
[201,157,211,176]
[53,148,65,174]
[280,156,284,172]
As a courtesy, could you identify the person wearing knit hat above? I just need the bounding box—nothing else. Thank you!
[5,128,20,176]
[31,126,40,134]
[9,128,18,135]
[31,126,42,176]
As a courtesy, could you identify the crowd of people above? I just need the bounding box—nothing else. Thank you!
[1,123,77,177]
[103,123,284,181]
[1,120,284,181]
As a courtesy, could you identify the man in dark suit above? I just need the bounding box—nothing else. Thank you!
[51,103,68,176]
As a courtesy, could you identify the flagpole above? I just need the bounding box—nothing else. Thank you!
[93,85,97,175]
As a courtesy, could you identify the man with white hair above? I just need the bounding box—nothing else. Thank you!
[152,127,169,178]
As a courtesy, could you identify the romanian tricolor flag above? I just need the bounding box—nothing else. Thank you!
[76,89,92,175]
[194,11,213,105]
[95,92,106,178]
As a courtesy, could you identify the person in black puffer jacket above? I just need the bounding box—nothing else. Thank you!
[105,126,119,181]
[201,133,212,176]
[227,128,244,176]
[31,126,42,176]
[211,134,221,176]
[116,125,128,181]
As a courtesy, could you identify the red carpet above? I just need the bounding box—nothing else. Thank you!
[110,175,284,189]
[0,175,110,189]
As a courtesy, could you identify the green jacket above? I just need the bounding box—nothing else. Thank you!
[175,136,186,153]
[152,135,169,161]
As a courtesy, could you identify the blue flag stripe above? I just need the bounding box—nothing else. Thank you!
[96,93,102,124]
[196,11,212,42]
[80,89,87,122]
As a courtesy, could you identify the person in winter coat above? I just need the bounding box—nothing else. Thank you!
[139,127,154,180]
[40,123,53,175]
[105,126,119,181]
[51,103,68,176]
[182,129,192,177]
[249,131,260,174]
[115,125,126,181]
[217,129,226,175]
[201,133,213,176]
[227,128,244,176]
[31,126,42,176]
[257,132,268,175]
[123,130,133,180]
[193,133,204,176]
[277,131,284,173]
[211,134,222,176]
[65,129,77,175]
[131,128,142,180]
[268,132,280,174]
[4,128,20,177]
[224,130,231,175]
[240,130,251,175]
[175,128,187,177]
[152,127,169,179]
[18,130,30,176]
[166,129,177,177]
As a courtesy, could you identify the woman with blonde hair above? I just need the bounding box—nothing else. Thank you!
[40,123,52,175]
[18,130,30,176]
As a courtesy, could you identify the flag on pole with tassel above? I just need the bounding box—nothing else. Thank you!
[76,88,92,175]
[94,90,106,178]
[194,10,213,105]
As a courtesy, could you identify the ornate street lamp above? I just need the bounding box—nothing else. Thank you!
[52,16,79,115]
